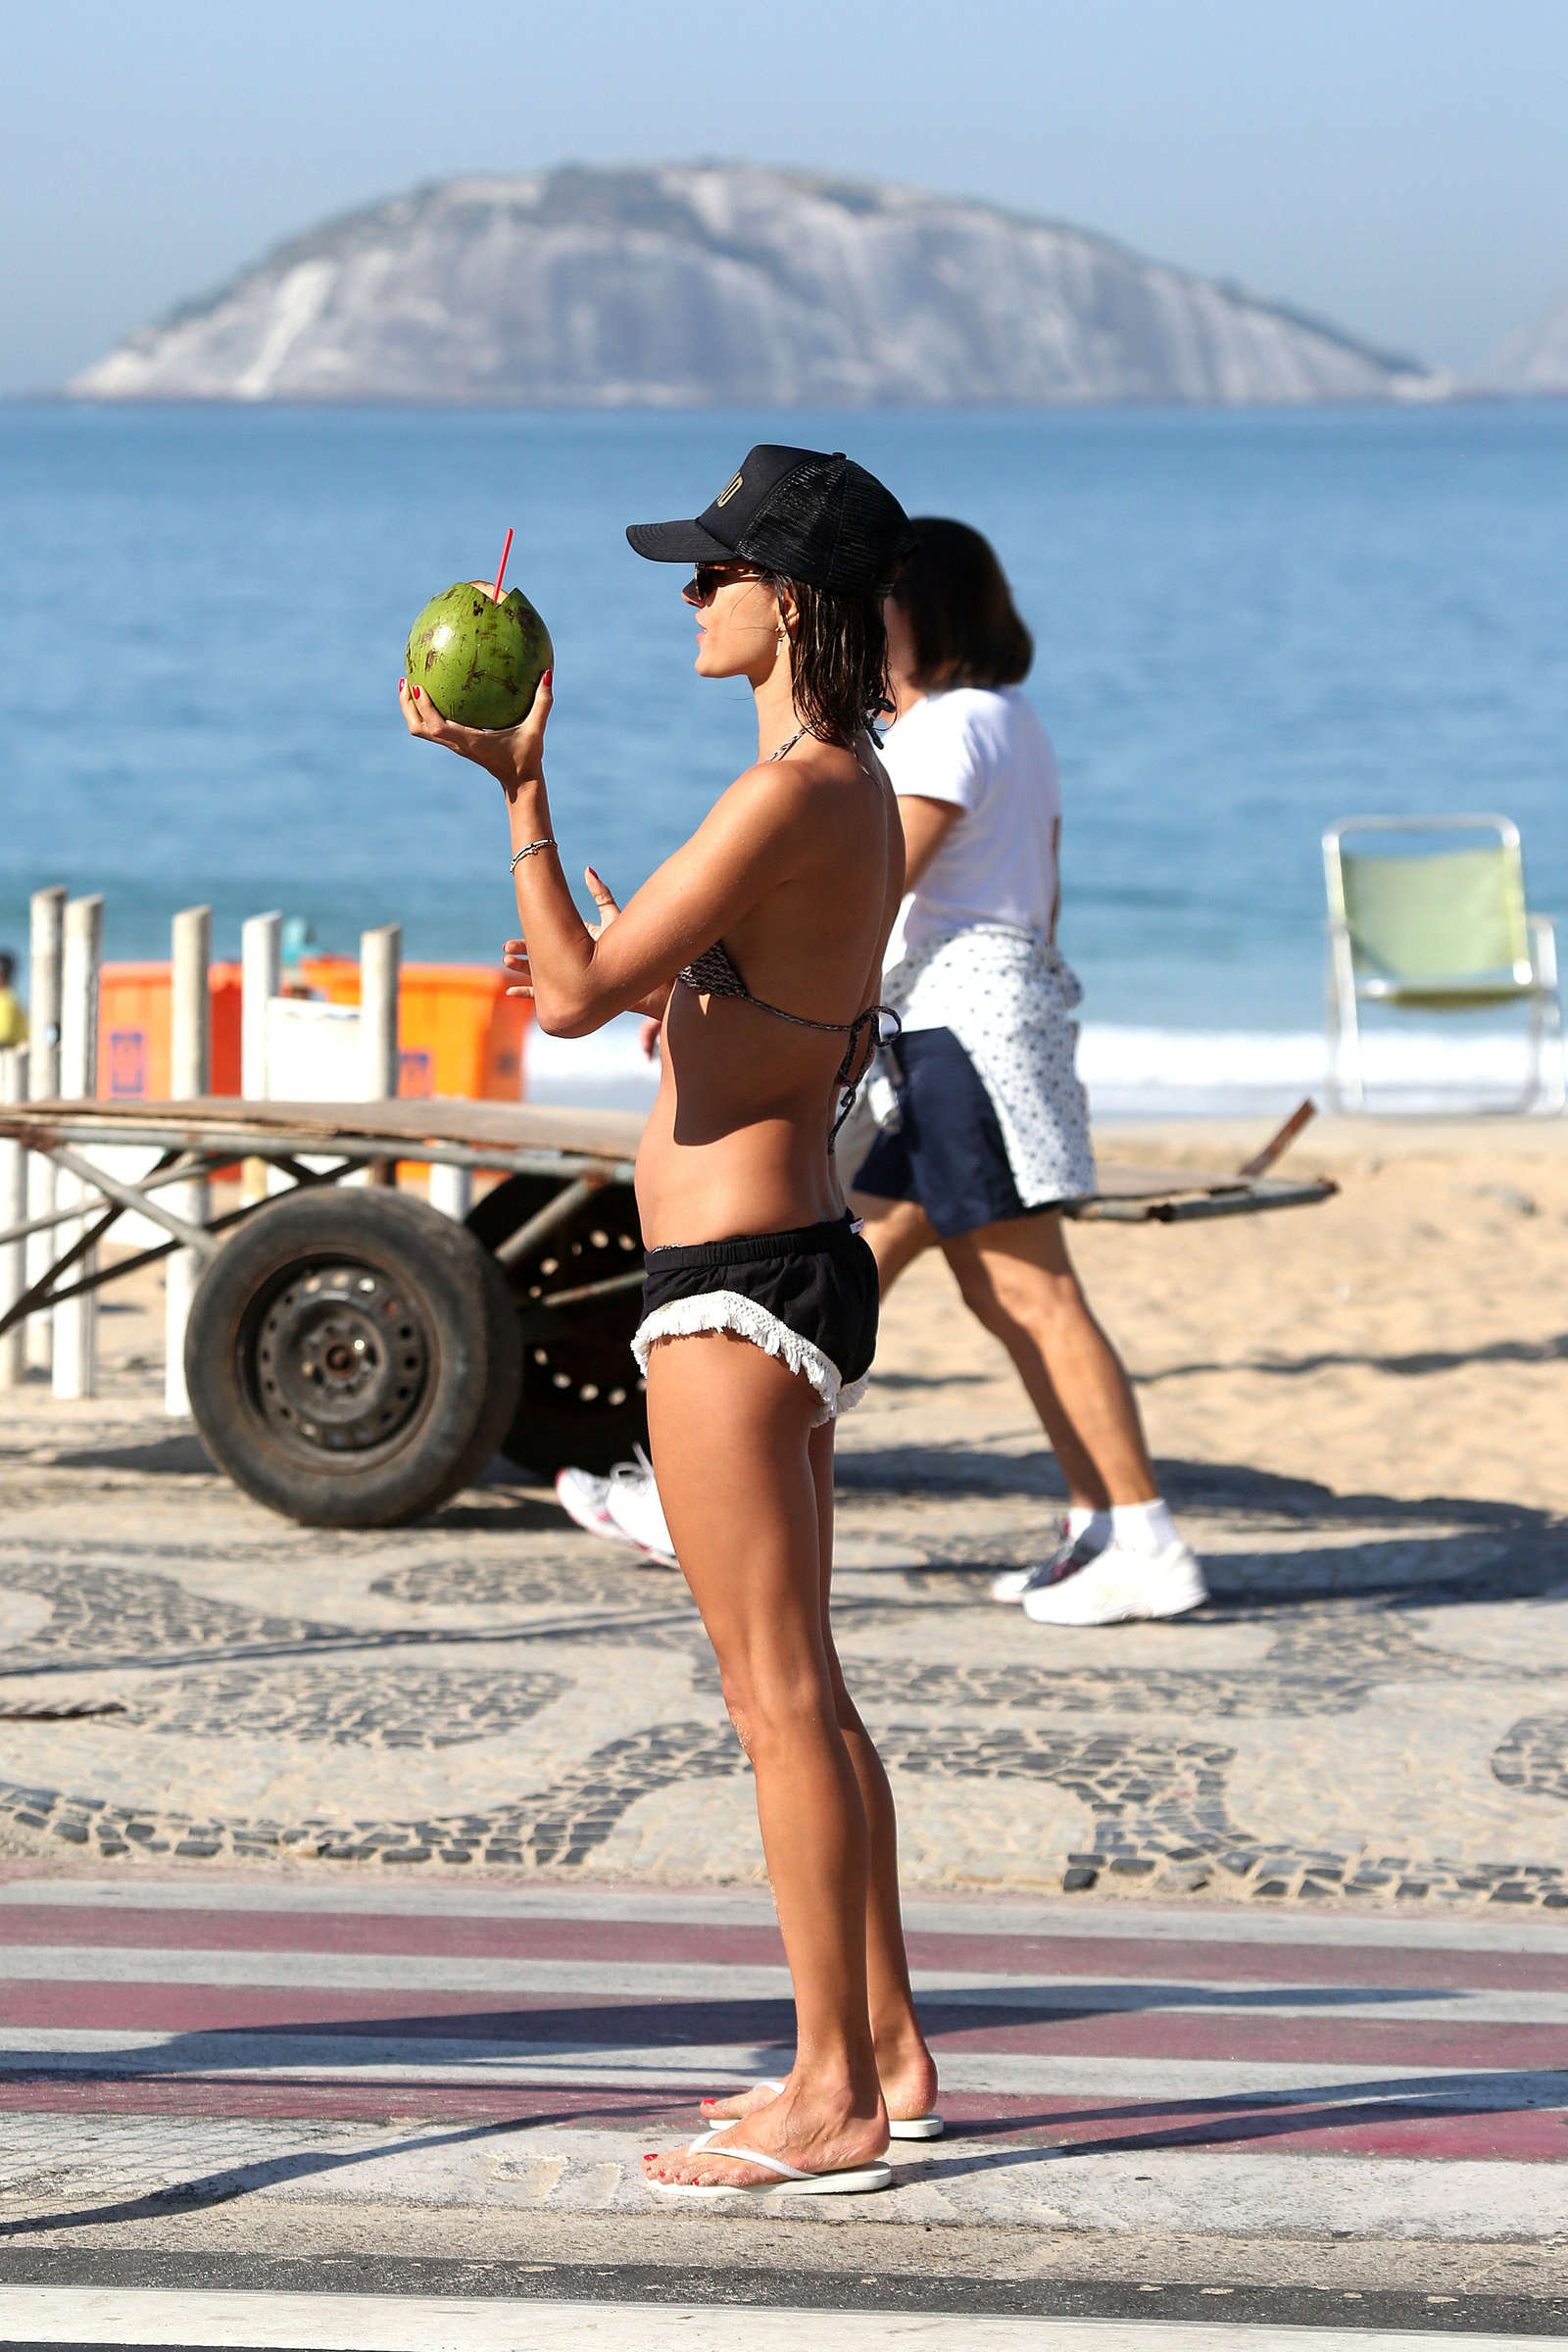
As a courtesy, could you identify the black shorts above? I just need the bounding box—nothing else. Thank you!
[631,1214,879,1426]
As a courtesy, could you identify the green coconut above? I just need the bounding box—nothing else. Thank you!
[404,580,554,729]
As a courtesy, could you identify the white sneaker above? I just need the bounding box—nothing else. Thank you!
[1021,1538,1207,1626]
[556,1446,674,1564]
[991,1528,1106,1604]
[555,1464,625,1542]
[602,1450,677,1566]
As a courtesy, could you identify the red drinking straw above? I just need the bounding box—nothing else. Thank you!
[492,527,514,602]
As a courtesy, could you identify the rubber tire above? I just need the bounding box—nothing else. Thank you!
[185,1187,522,1528]
[467,1172,649,1480]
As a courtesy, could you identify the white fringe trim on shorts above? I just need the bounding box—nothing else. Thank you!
[632,1292,869,1428]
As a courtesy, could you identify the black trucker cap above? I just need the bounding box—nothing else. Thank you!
[626,445,914,596]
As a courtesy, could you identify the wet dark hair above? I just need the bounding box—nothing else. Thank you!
[0,952,14,986]
[891,517,1032,692]
[765,574,893,747]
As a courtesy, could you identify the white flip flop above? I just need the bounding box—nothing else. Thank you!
[645,2129,892,2200]
[704,2078,945,2142]
[887,2110,945,2141]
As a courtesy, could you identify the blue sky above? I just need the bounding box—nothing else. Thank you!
[6,0,1565,393]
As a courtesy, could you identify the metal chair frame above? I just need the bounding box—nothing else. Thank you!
[1322,812,1564,1115]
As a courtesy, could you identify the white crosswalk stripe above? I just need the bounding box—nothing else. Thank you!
[0,2289,1548,2351]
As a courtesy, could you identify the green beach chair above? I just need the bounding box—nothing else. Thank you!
[1322,814,1564,1113]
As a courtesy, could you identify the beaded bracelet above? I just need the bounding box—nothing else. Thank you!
[509,837,555,872]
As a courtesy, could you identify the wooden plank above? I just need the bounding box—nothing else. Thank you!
[1083,1162,1251,1200]
[0,1102,1336,1224]
[0,1096,648,1162]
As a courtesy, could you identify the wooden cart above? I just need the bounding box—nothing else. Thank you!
[0,1096,1334,1528]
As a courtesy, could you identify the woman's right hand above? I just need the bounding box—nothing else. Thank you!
[399,666,553,800]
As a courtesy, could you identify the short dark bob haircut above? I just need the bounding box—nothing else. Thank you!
[891,517,1033,692]
[764,574,893,748]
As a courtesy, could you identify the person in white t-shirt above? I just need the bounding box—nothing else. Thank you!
[849,518,1205,1627]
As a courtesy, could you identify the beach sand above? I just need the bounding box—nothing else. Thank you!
[861,1113,1568,1520]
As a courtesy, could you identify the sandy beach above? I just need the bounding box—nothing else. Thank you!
[864,1112,1568,1522]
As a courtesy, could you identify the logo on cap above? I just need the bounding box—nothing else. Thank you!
[715,471,745,507]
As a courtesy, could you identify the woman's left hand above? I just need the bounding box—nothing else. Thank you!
[502,868,671,1017]
[581,869,667,1014]
[398,667,553,797]
[582,867,620,940]
[502,865,617,1001]
[501,941,533,1000]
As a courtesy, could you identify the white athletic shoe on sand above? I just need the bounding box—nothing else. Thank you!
[991,1529,1106,1604]
[1021,1538,1207,1626]
[555,1465,626,1542]
[556,1448,675,1565]
[602,1454,677,1565]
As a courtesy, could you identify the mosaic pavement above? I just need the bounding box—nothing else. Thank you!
[3,1380,1567,1911]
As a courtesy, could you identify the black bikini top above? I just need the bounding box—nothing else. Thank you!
[675,723,899,1146]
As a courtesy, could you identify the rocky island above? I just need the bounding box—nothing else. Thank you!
[1484,291,1568,395]
[70,163,1432,409]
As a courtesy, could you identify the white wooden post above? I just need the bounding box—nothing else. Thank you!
[359,923,401,1187]
[0,1045,27,1388]
[164,906,211,1415]
[360,924,401,1101]
[427,1161,472,1221]
[53,893,103,1399]
[241,911,281,1201]
[24,885,65,1372]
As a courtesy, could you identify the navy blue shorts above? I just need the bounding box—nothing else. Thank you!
[853,1028,1079,1239]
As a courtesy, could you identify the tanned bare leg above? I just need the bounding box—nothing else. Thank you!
[702,1416,937,2131]
[640,1335,889,2190]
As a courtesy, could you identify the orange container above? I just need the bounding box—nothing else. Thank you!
[297,957,529,1101]
[96,957,527,1109]
[98,962,243,1100]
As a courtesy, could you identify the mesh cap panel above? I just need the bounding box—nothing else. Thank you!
[736,455,915,595]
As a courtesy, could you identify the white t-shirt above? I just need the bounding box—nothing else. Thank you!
[878,687,1061,965]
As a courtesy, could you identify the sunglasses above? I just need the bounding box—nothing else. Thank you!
[681,563,764,606]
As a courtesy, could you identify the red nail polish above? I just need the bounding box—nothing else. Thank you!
[543,669,553,686]
[412,685,420,699]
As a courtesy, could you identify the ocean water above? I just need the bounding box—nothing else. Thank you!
[3,400,1565,1112]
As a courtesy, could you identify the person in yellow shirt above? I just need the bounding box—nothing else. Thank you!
[0,952,26,1049]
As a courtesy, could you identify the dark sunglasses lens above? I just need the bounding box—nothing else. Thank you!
[684,564,756,604]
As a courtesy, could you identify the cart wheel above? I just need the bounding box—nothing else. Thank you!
[185,1188,521,1528]
[466,1172,648,1480]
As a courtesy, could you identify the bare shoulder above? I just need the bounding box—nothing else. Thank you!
[764,736,889,816]
[710,740,873,834]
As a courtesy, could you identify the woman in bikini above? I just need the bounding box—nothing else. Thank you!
[400,445,936,2198]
